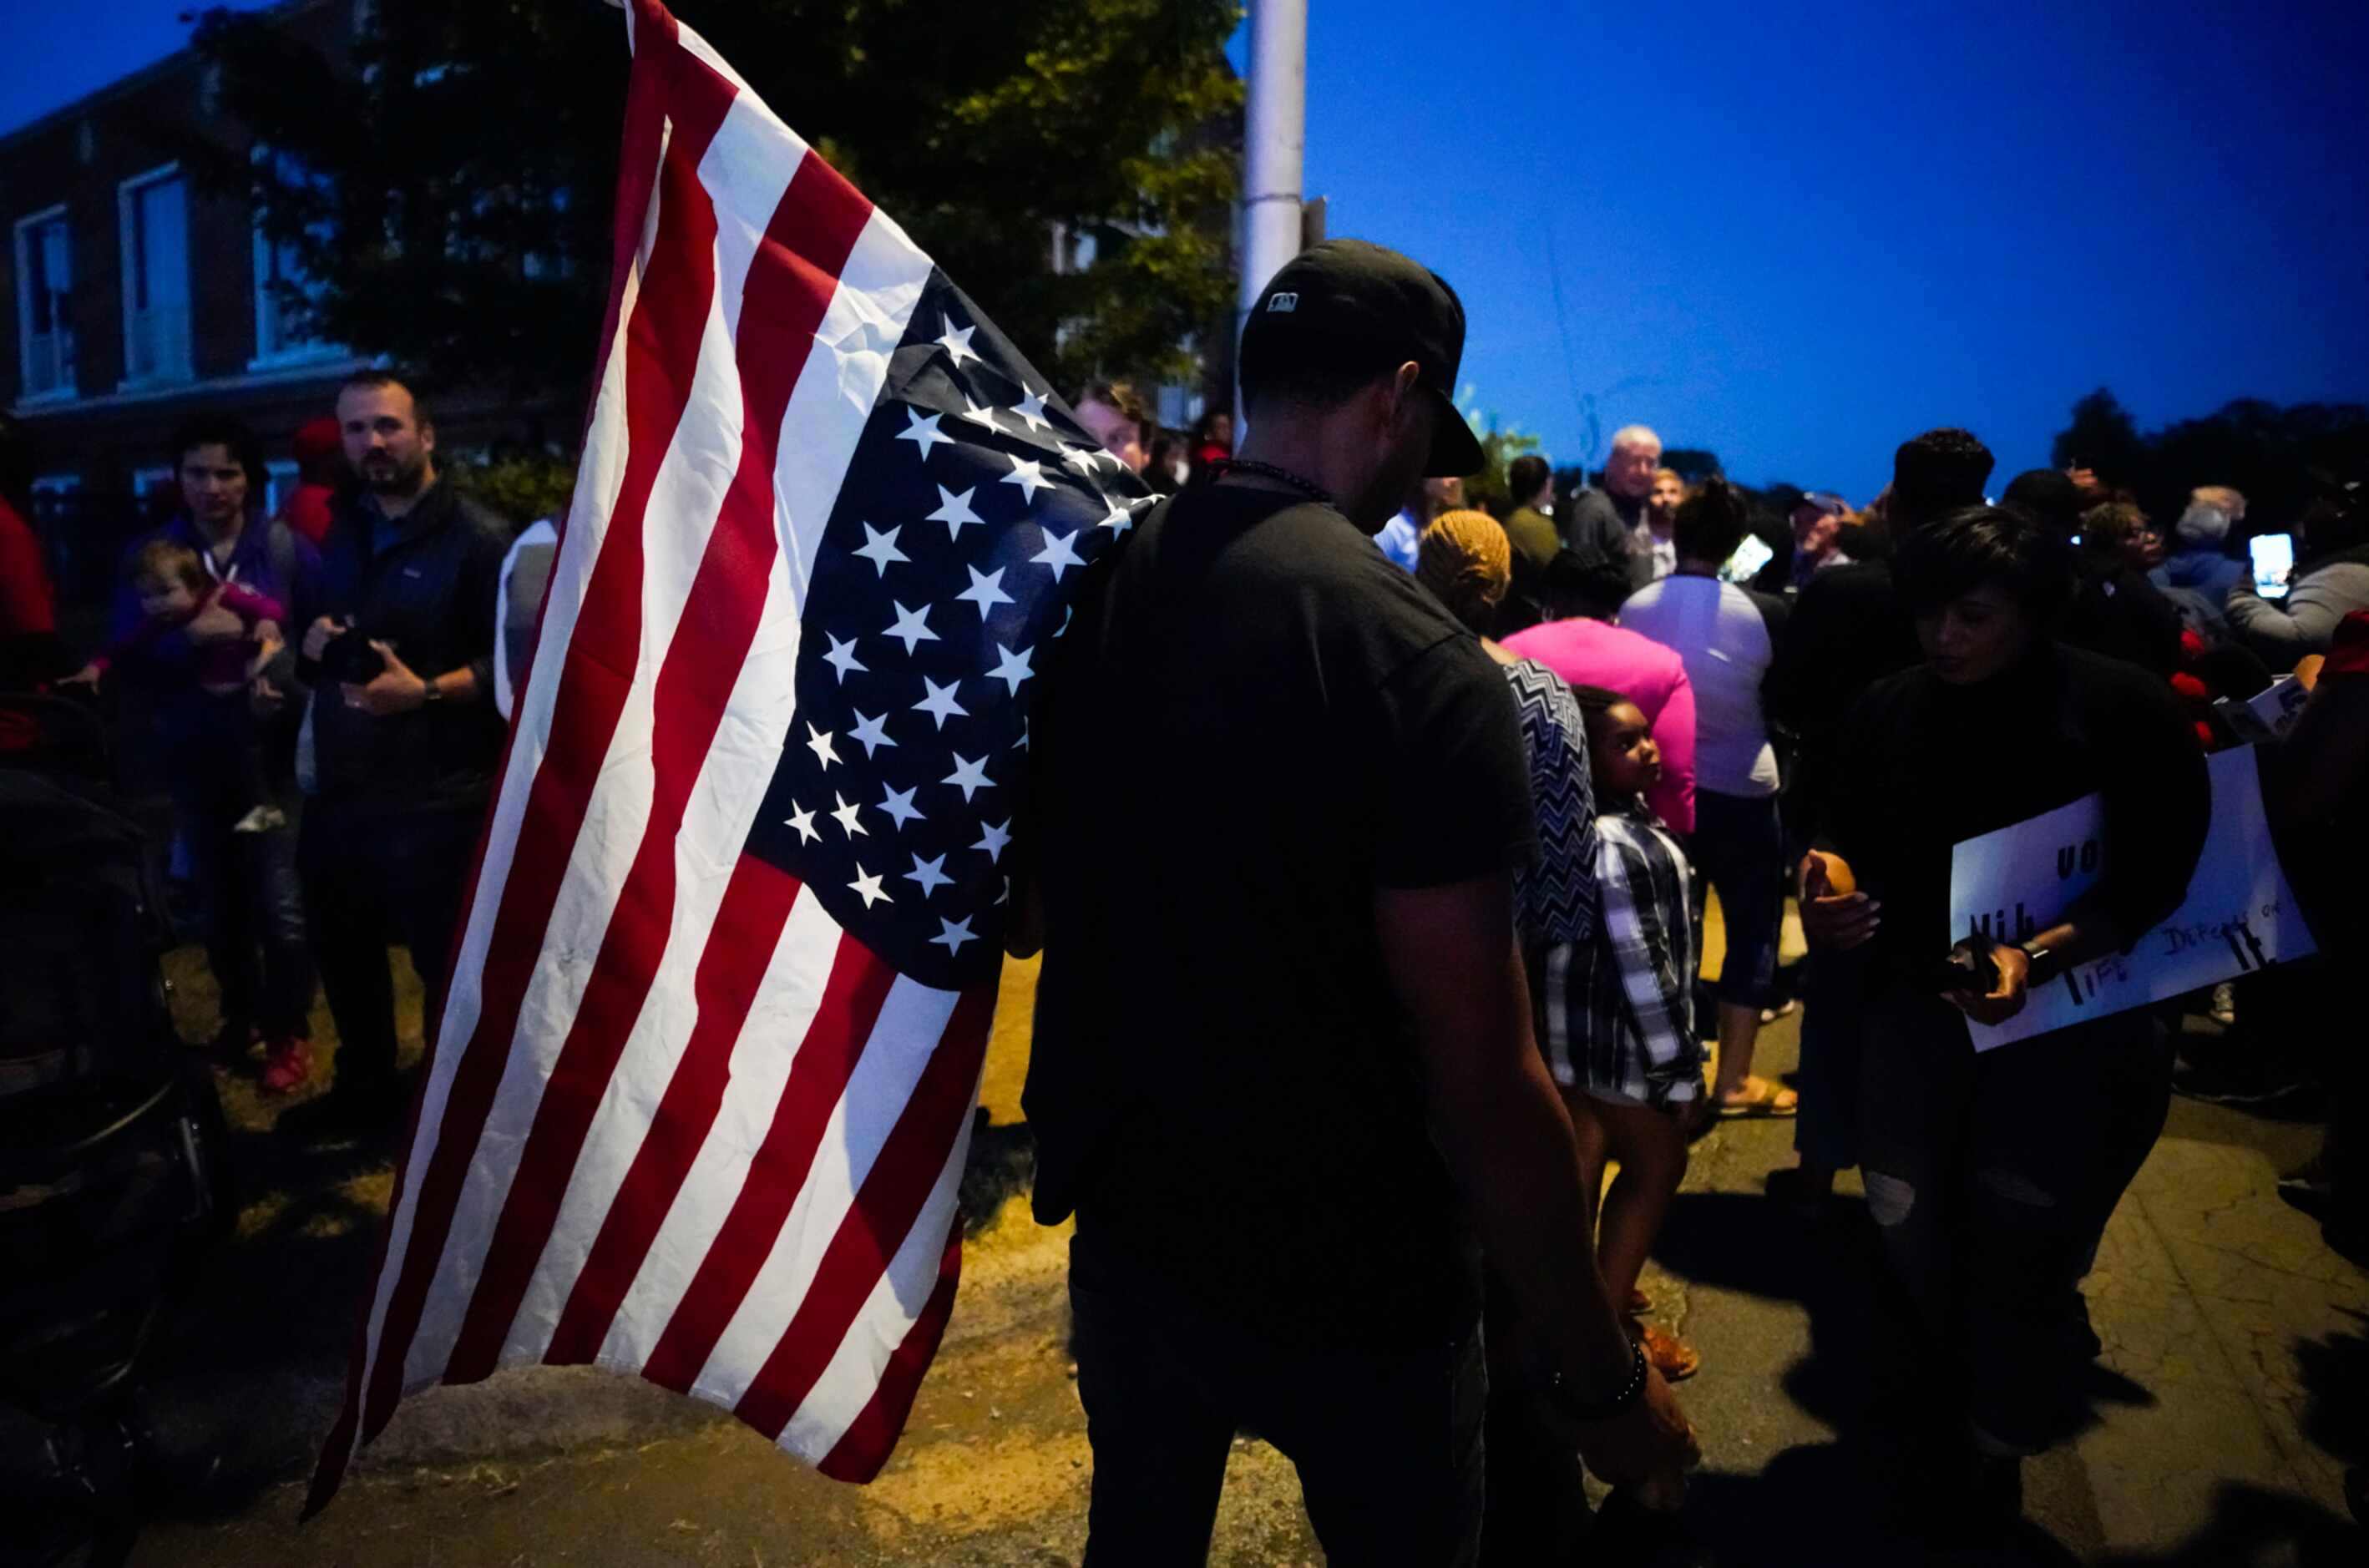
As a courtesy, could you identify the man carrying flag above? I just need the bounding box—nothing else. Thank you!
[1026,241,1698,1560]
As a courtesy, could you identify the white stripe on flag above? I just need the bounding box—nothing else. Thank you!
[773,210,934,614]
[687,976,962,1409]
[595,883,845,1369]
[776,1066,979,1459]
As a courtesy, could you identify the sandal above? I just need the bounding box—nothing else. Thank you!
[1634,1323,1700,1382]
[1718,1077,1799,1119]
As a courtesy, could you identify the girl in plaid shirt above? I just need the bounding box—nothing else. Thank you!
[1544,684,1706,1380]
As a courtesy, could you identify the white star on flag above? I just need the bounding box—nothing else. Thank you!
[853,522,909,576]
[848,711,897,758]
[904,853,953,898]
[1098,501,1136,534]
[1059,445,1103,478]
[848,864,890,908]
[1008,388,1051,432]
[928,485,983,539]
[894,407,950,463]
[956,565,1014,620]
[1002,454,1050,505]
[943,752,993,801]
[974,817,1012,862]
[1031,529,1084,580]
[804,723,841,770]
[785,802,819,844]
[986,642,1035,696]
[829,792,868,838]
[957,397,1001,432]
[878,783,925,831]
[883,601,939,655]
[912,676,968,729]
[821,634,866,684]
[936,316,979,367]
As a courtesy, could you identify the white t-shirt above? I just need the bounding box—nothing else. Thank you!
[1617,572,1789,797]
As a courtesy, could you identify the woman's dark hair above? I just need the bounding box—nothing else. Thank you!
[1894,503,2076,624]
[167,412,269,511]
[1672,476,1751,565]
[1507,453,1551,506]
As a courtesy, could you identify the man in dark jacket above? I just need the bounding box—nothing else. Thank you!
[295,372,509,1126]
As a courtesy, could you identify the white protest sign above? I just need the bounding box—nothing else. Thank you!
[1946,745,2316,1050]
[2213,674,2307,745]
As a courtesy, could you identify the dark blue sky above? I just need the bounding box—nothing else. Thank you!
[14,2,2366,501]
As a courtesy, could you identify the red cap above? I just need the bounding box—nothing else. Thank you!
[291,417,342,463]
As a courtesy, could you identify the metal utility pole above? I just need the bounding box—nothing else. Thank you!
[1236,0,1307,427]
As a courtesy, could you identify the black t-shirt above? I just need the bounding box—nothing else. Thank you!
[1024,486,1536,1343]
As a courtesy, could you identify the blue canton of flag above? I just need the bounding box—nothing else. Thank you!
[746,276,1153,990]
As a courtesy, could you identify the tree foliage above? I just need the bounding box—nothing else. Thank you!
[180,0,1241,405]
[2051,387,2369,525]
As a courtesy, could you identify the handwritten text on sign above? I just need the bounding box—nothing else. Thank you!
[1946,745,2315,1050]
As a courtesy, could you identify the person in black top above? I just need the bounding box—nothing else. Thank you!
[1764,428,1993,1206]
[293,372,510,1130]
[1800,506,2208,1538]
[1025,240,1693,1564]
[2063,501,2184,676]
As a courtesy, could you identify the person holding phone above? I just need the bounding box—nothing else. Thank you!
[2226,488,2369,668]
[1798,505,2207,1540]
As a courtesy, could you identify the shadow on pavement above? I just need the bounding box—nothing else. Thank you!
[1649,1189,2362,1565]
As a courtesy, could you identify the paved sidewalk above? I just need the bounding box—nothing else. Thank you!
[123,958,2366,1565]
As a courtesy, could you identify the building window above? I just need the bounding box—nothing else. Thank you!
[251,153,345,368]
[13,207,75,401]
[117,163,193,388]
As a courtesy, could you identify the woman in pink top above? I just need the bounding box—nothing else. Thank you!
[1501,615,1697,833]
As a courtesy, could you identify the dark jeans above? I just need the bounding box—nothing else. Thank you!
[178,789,313,1041]
[1859,989,2171,1452]
[1069,1230,1486,1566]
[298,798,480,1093]
[1791,947,1866,1171]
[1691,788,1784,1007]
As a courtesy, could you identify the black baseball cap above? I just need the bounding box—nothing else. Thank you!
[1239,239,1486,478]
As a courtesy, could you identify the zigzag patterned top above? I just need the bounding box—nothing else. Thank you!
[1502,657,1597,948]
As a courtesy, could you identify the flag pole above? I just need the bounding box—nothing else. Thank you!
[1236,0,1307,429]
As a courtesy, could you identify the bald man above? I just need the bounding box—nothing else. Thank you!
[1562,424,1663,588]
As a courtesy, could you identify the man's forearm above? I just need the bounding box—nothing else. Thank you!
[1428,989,1637,1396]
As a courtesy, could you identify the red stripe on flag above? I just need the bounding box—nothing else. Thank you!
[640,934,900,1392]
[733,985,996,1440]
[354,38,739,1449]
[815,1218,964,1483]
[439,150,874,1386]
[541,855,802,1365]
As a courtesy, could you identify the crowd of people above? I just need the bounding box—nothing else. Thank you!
[1020,238,2366,1564]
[1,233,2362,1564]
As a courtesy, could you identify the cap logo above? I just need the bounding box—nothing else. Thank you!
[1267,291,1298,312]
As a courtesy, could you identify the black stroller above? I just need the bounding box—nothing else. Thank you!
[0,695,234,1567]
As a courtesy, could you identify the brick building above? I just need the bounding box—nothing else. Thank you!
[0,1,550,604]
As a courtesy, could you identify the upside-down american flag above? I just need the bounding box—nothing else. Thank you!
[308,0,1147,1510]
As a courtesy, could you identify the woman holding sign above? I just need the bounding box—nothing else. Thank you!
[1798,505,2209,1544]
